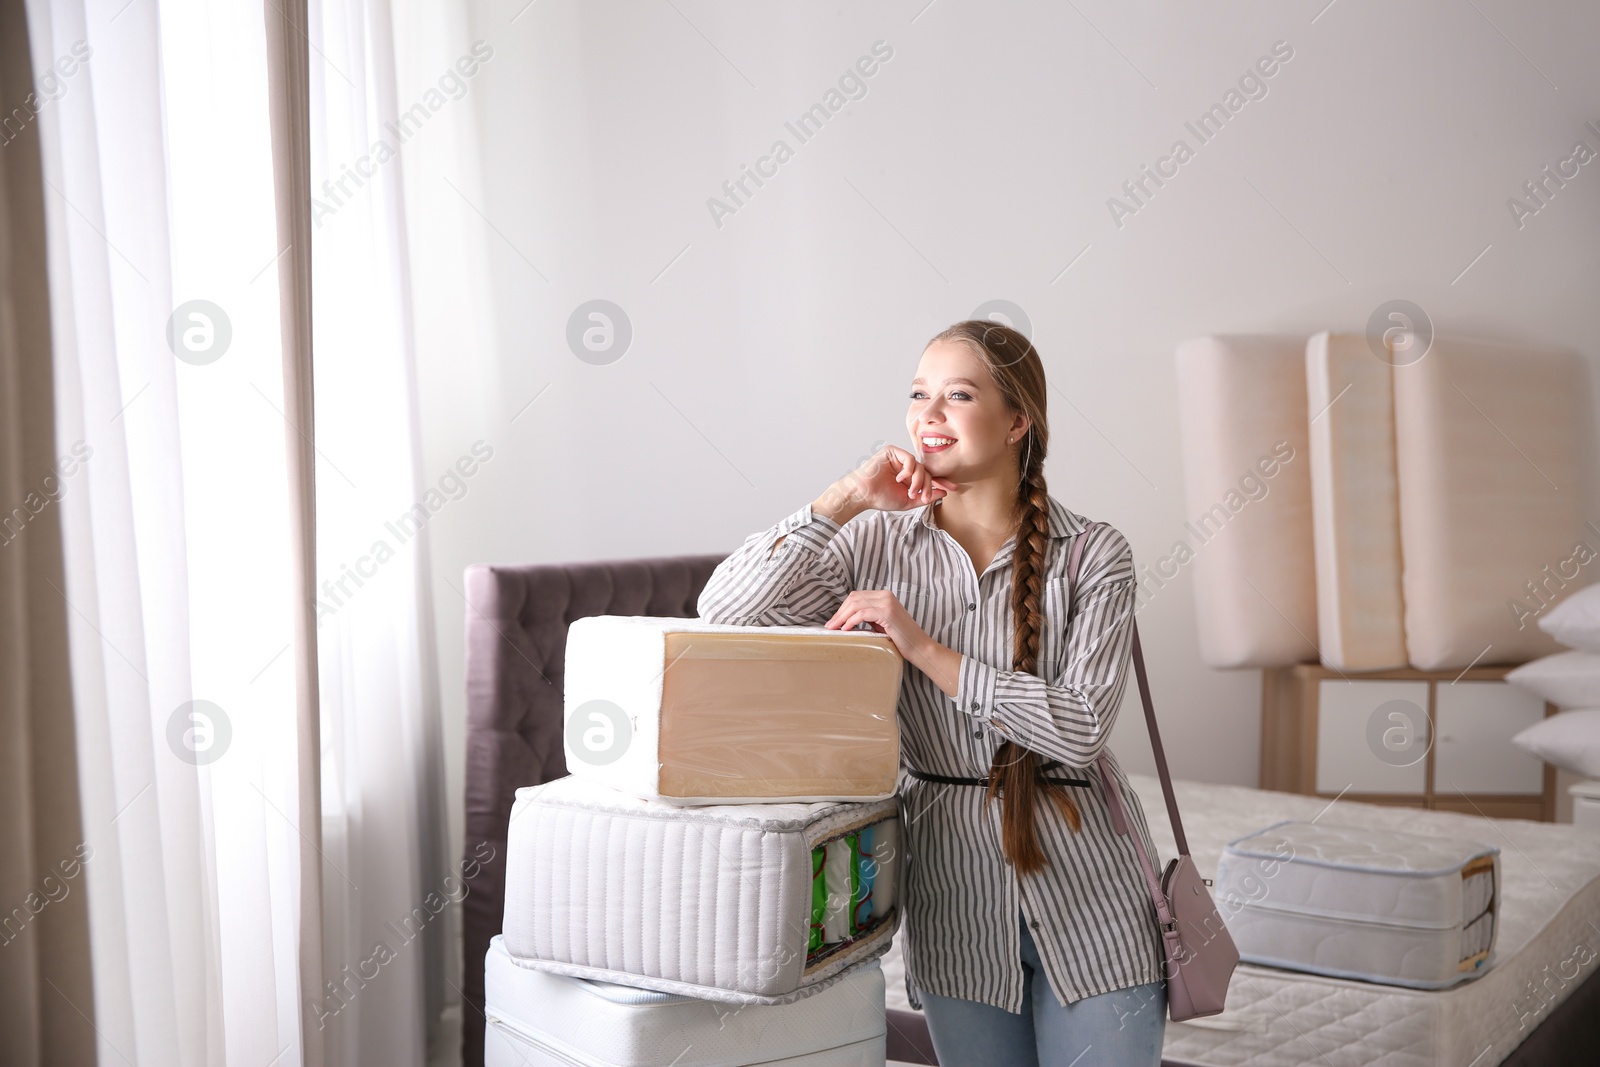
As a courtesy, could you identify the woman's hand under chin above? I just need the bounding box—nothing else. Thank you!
[838,445,959,514]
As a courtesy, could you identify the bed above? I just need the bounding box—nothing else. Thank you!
[884,775,1600,1066]
[460,553,1600,1067]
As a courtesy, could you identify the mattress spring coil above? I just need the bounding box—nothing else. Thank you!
[808,819,894,969]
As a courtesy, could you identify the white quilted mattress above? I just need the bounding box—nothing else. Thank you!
[880,776,1600,1067]
[1215,820,1499,988]
[485,935,887,1066]
[503,775,901,1004]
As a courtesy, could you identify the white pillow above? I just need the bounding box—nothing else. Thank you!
[1540,582,1600,653]
[1511,709,1600,778]
[1507,651,1600,710]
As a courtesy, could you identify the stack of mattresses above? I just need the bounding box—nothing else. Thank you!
[488,616,905,1066]
[1175,333,1595,670]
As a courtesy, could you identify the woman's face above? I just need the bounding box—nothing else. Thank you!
[906,340,1029,485]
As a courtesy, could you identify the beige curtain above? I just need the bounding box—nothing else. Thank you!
[262,1,327,1064]
[0,0,96,1062]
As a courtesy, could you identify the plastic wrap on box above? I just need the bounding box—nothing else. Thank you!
[563,615,903,803]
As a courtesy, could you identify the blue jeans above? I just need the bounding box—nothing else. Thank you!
[919,914,1166,1066]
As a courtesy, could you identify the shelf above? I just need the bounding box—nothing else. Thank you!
[1261,662,1557,822]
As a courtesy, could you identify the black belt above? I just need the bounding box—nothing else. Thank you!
[908,762,1091,789]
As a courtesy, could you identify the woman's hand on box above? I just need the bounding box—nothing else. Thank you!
[823,590,960,697]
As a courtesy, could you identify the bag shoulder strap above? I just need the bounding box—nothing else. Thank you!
[1066,521,1190,857]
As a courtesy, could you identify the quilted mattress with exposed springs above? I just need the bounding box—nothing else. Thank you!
[502,775,900,1004]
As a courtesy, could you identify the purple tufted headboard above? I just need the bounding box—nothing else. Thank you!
[458,553,727,1066]
[458,552,940,1067]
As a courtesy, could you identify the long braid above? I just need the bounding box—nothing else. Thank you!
[923,318,1079,875]
[983,430,1082,875]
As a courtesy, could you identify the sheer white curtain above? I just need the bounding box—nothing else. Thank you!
[307,1,451,1064]
[29,0,314,1062]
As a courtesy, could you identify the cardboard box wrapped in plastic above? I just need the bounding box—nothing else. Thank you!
[562,615,903,803]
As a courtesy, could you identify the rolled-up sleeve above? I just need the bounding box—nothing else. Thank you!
[954,527,1136,767]
[696,502,856,627]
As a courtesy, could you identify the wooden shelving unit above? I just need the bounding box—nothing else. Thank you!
[1261,662,1558,822]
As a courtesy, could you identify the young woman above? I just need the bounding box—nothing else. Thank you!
[696,320,1167,1066]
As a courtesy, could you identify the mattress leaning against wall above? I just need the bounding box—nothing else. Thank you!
[1173,335,1319,669]
[1392,336,1596,669]
[1304,332,1409,671]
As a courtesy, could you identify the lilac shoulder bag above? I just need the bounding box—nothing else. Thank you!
[1065,522,1239,1021]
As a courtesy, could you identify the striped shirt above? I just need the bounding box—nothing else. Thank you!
[696,495,1167,1013]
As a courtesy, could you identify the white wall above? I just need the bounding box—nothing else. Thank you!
[392,0,1600,879]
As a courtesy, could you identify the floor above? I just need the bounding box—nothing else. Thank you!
[426,1006,462,1067]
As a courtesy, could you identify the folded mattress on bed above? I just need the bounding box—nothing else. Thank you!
[563,614,903,803]
[1132,776,1599,1067]
[484,935,887,1067]
[502,774,900,1004]
[882,777,1600,1066]
[1214,820,1499,989]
